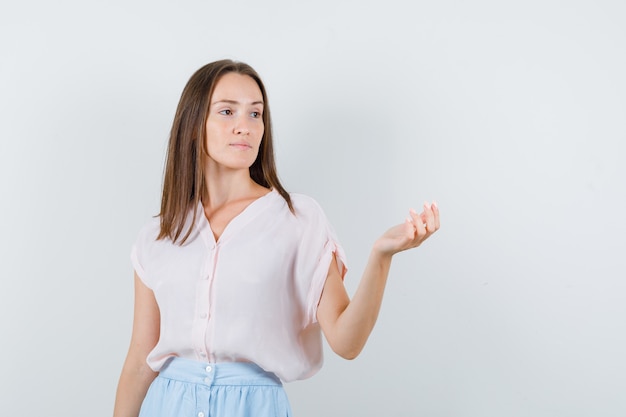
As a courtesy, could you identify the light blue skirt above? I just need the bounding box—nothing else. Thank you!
[139,357,293,417]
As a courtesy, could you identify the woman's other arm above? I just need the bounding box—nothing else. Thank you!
[317,202,440,359]
[113,273,160,417]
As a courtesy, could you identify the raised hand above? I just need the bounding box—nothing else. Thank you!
[373,202,440,256]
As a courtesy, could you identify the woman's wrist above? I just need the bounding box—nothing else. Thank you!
[370,241,395,262]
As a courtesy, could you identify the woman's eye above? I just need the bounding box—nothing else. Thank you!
[219,109,232,116]
[251,111,261,118]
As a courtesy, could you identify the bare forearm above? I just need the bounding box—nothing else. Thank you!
[319,202,440,360]
[327,249,392,359]
[113,357,157,417]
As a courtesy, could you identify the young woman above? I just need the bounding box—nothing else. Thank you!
[113,59,440,417]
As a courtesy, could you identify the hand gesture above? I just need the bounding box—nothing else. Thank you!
[373,202,440,256]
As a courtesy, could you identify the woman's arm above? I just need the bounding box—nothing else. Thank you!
[113,273,160,417]
[317,202,440,359]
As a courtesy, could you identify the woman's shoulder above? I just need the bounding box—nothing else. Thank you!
[288,192,325,213]
[287,192,331,225]
[133,215,162,248]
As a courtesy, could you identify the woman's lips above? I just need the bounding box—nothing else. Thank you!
[229,142,252,150]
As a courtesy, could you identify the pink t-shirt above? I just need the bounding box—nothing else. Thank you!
[131,191,347,382]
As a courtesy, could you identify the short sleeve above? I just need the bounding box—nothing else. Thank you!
[292,195,347,326]
[130,218,160,289]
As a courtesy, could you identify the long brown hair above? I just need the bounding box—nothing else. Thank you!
[157,60,293,244]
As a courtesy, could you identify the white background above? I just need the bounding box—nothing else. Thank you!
[1,0,625,416]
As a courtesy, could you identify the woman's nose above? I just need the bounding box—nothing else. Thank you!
[233,116,251,135]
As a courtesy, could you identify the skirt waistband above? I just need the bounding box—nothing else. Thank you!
[158,357,282,387]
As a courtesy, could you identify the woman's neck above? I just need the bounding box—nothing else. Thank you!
[202,169,267,212]
[201,169,270,241]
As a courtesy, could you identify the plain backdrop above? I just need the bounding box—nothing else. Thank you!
[1,0,625,416]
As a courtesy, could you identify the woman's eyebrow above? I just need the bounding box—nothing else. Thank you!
[211,99,264,106]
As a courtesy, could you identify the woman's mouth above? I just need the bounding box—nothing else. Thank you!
[229,142,252,150]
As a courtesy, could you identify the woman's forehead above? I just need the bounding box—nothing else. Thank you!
[211,73,263,104]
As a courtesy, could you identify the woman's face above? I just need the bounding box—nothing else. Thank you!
[204,72,265,172]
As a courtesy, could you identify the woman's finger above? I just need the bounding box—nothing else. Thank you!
[410,208,426,239]
[423,202,436,233]
[432,201,440,230]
